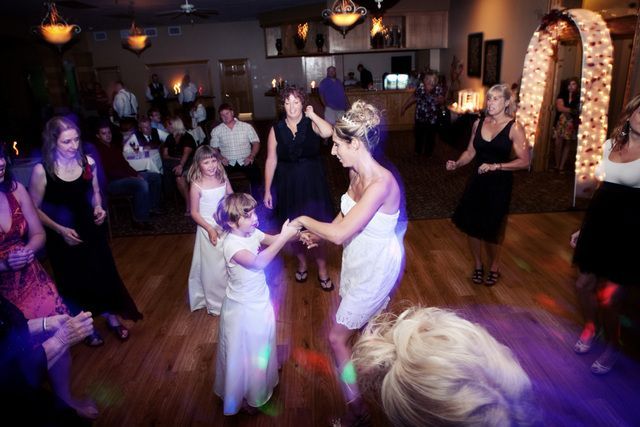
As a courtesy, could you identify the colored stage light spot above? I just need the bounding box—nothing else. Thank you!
[292,348,332,376]
[534,293,567,316]
[259,399,282,416]
[257,345,272,370]
[513,256,532,272]
[340,361,357,385]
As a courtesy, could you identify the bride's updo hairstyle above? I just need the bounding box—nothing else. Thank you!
[334,100,381,152]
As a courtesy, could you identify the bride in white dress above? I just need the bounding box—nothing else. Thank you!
[187,146,233,315]
[291,101,404,425]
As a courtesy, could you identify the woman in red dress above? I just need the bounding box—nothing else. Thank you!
[0,144,98,419]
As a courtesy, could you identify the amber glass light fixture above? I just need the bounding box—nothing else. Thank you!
[38,2,81,47]
[322,0,367,38]
[123,20,150,55]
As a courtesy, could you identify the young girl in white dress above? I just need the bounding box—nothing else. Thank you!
[187,146,233,315]
[291,101,404,425]
[213,193,299,415]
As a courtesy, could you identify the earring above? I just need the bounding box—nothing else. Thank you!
[621,120,630,137]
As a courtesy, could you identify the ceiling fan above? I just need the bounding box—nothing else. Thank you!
[156,0,219,21]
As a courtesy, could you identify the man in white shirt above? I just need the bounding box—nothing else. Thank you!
[178,74,198,112]
[209,103,261,199]
[112,81,138,121]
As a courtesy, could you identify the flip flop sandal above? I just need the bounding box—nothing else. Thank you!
[83,331,104,347]
[472,267,484,284]
[295,270,308,283]
[485,270,500,287]
[318,276,334,292]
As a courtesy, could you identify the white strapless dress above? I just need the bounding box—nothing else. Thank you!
[336,193,403,329]
[188,183,227,315]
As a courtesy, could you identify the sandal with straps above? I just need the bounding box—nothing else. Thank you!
[472,267,484,284]
[295,270,308,283]
[108,323,130,341]
[83,331,104,347]
[485,270,500,287]
[318,275,334,292]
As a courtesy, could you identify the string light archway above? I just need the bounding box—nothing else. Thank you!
[516,9,613,201]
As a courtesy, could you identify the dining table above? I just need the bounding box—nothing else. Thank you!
[124,148,163,174]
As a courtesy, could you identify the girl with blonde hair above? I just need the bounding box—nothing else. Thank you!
[187,146,233,315]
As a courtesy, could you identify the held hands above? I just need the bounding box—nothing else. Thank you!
[6,247,35,270]
[263,191,273,209]
[93,205,106,225]
[300,231,320,249]
[445,160,458,171]
[280,219,301,241]
[59,226,83,246]
[207,228,219,245]
[52,311,94,347]
[570,230,580,248]
[172,164,184,176]
[478,163,500,174]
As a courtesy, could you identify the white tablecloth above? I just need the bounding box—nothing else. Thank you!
[125,149,163,174]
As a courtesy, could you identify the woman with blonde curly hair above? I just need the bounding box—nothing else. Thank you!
[291,100,404,425]
[352,307,534,427]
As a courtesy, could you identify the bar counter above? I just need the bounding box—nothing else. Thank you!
[345,88,416,131]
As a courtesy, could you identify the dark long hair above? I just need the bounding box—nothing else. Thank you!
[611,94,640,151]
[0,144,17,193]
[41,116,86,177]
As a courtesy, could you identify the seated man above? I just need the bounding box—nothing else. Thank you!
[148,107,167,132]
[352,307,535,426]
[94,121,162,229]
[209,103,261,199]
[136,115,167,149]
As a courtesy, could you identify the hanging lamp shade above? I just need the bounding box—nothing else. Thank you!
[322,0,367,37]
[38,2,80,47]
[123,20,151,55]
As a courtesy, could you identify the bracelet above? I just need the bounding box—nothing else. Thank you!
[43,317,48,332]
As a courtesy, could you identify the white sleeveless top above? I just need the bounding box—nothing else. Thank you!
[193,182,227,224]
[596,139,640,188]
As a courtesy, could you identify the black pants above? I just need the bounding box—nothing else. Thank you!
[225,162,262,200]
[414,122,437,156]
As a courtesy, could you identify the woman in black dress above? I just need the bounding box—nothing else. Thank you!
[446,84,529,286]
[30,117,142,346]
[263,86,335,291]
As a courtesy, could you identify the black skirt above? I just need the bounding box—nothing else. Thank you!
[573,182,640,286]
[452,170,513,243]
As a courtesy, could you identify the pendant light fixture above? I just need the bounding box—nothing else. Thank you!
[37,2,81,48]
[322,0,367,38]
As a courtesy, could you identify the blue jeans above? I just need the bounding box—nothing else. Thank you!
[139,171,162,211]
[108,177,150,222]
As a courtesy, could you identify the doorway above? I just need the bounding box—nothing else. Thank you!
[535,41,582,172]
[218,59,253,119]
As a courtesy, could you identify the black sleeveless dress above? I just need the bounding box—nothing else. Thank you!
[272,117,334,225]
[41,165,142,320]
[452,119,515,243]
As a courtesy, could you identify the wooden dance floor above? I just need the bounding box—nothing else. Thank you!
[69,211,640,426]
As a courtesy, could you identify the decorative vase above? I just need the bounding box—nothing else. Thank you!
[275,38,283,55]
[315,33,325,53]
[294,36,306,51]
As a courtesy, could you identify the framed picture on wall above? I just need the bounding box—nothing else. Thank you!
[483,39,503,86]
[467,33,483,77]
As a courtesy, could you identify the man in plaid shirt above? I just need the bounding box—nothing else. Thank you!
[209,103,262,199]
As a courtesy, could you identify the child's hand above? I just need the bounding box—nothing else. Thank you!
[280,219,300,240]
[207,228,219,245]
[300,231,320,249]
